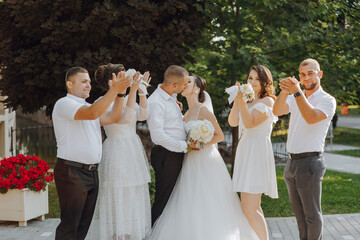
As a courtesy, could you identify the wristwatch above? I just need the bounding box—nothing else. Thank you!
[294,91,302,98]
[117,93,126,98]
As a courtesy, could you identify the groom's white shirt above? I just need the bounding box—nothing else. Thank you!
[147,85,187,153]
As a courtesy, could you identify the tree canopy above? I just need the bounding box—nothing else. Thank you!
[0,0,207,114]
[186,0,360,124]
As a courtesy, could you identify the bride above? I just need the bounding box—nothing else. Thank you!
[146,74,259,240]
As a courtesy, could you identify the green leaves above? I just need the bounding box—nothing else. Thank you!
[0,0,207,114]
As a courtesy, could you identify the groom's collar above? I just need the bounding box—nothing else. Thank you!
[66,93,86,103]
[157,84,177,101]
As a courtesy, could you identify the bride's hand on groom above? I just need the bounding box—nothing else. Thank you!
[189,141,200,151]
[176,100,183,111]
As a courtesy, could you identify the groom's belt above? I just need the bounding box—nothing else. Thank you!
[58,158,98,171]
[288,152,322,160]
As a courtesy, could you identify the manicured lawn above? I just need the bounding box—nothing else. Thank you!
[332,149,360,158]
[332,127,360,147]
[47,166,360,218]
[261,167,360,217]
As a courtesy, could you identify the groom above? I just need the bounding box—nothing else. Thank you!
[147,65,191,225]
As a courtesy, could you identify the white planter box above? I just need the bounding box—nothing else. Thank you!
[0,187,48,226]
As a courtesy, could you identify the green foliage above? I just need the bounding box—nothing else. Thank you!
[186,0,360,126]
[0,0,207,114]
[332,127,360,147]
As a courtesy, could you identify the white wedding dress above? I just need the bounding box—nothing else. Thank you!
[88,97,151,240]
[232,101,278,198]
[146,118,259,240]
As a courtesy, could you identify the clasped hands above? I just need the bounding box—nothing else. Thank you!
[279,76,301,95]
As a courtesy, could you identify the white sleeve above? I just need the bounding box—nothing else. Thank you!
[137,105,150,122]
[54,98,84,120]
[147,101,187,153]
[315,96,336,118]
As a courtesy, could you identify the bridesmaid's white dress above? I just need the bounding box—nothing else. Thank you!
[146,119,259,240]
[88,97,151,240]
[232,101,279,198]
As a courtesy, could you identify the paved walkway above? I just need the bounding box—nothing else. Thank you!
[324,144,360,174]
[337,116,360,129]
[1,213,360,239]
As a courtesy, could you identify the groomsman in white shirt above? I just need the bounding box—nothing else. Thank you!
[52,67,131,240]
[147,65,196,225]
[273,59,336,240]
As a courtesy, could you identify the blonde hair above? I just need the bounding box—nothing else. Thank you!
[299,58,320,71]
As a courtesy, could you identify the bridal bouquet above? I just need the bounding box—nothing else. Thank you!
[225,83,255,104]
[125,69,150,95]
[186,120,215,151]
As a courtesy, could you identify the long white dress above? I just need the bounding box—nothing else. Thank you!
[88,97,151,240]
[146,119,259,240]
[232,101,278,198]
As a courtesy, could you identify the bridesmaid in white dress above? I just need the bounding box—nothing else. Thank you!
[146,74,259,240]
[88,63,151,240]
[228,65,278,240]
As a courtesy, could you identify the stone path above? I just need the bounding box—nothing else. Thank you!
[1,213,360,239]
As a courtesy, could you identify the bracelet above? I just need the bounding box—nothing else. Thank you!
[117,93,126,98]
[138,93,146,96]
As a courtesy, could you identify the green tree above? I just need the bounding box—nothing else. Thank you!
[0,0,207,114]
[186,0,360,171]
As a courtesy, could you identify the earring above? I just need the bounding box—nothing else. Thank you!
[195,90,199,94]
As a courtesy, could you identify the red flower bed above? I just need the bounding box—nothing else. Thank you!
[0,154,54,194]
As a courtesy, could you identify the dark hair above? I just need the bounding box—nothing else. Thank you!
[94,63,125,90]
[65,67,88,83]
[246,65,275,100]
[192,74,207,103]
[163,65,189,85]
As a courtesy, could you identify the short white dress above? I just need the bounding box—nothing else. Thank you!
[232,101,279,198]
[88,97,151,240]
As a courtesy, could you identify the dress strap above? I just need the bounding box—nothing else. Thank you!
[195,105,205,120]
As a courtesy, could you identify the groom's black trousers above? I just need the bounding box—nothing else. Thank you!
[151,145,184,226]
[54,158,99,240]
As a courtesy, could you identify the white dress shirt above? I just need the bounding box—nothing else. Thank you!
[147,85,187,153]
[286,87,336,154]
[52,94,102,164]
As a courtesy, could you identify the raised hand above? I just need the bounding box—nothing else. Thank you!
[234,82,244,102]
[112,72,131,94]
[280,76,301,95]
[130,71,142,91]
[138,71,151,94]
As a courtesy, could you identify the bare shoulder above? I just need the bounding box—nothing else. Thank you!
[198,106,216,121]
[259,97,274,108]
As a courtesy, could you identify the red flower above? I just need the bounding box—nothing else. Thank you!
[0,154,53,193]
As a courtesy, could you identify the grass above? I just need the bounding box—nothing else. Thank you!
[261,167,360,217]
[337,105,360,116]
[332,149,360,158]
[331,127,360,147]
[47,166,360,219]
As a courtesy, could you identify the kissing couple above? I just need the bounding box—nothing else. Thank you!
[146,65,260,240]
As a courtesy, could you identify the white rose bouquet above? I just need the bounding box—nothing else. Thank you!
[186,119,215,151]
[239,83,255,102]
[225,83,255,104]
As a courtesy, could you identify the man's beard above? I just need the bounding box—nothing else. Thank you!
[301,82,318,91]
